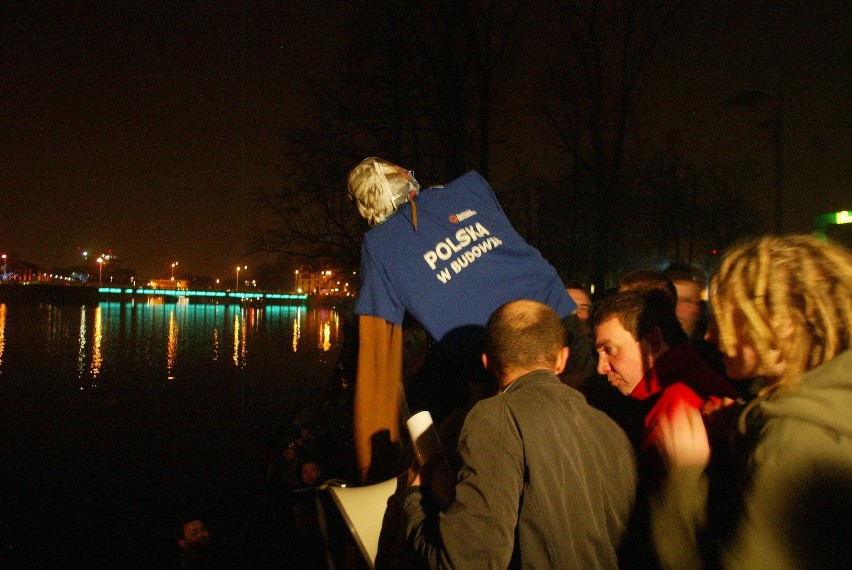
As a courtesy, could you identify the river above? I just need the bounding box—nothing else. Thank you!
[0,299,351,567]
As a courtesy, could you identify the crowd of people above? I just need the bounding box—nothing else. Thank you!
[338,159,851,569]
[209,159,850,569]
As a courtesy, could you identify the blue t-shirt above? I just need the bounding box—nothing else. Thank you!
[354,171,575,343]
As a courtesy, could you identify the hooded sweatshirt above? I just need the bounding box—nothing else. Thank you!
[652,348,852,570]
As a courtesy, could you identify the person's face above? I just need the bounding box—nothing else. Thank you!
[180,520,210,550]
[705,316,761,380]
[566,288,592,321]
[595,317,652,396]
[300,461,321,486]
[673,280,703,337]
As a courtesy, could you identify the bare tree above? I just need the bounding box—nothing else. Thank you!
[255,1,526,273]
[255,145,365,274]
[628,155,764,272]
[543,0,684,291]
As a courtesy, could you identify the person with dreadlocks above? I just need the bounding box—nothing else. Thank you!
[651,234,852,569]
[347,158,576,482]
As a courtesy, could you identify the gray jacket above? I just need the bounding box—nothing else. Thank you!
[402,369,637,569]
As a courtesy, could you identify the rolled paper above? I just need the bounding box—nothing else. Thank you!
[407,410,433,441]
[406,410,443,466]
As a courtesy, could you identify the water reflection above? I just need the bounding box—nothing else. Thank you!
[0,301,343,388]
[91,306,103,379]
[212,327,220,362]
[322,322,331,351]
[77,307,87,381]
[232,311,243,368]
[293,306,302,352]
[167,308,178,380]
[0,304,6,372]
[0,300,349,566]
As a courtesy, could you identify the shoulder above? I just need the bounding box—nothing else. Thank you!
[659,382,704,406]
[469,372,559,417]
[645,383,704,422]
[502,371,609,424]
[437,171,495,199]
[445,170,489,187]
[749,405,852,465]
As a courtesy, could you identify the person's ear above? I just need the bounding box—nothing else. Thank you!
[773,313,796,340]
[643,325,665,353]
[481,352,489,371]
[554,346,569,374]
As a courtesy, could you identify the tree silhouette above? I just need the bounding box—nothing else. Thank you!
[257,0,768,292]
[255,1,525,274]
[543,0,685,291]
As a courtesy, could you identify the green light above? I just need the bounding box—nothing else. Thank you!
[95,287,308,304]
[814,209,852,239]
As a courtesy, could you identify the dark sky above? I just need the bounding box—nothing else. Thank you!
[636,0,851,232]
[2,1,850,280]
[2,1,337,280]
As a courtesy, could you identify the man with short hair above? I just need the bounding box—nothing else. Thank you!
[591,290,737,568]
[401,299,637,568]
[662,263,729,377]
[562,285,597,387]
[592,290,737,449]
[618,268,677,299]
[566,285,592,322]
[663,263,707,339]
[176,519,212,568]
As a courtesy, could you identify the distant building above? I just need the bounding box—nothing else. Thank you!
[187,275,217,290]
[148,279,189,290]
[294,268,355,297]
[0,258,39,283]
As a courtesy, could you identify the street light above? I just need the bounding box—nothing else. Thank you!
[171,261,179,281]
[236,265,246,291]
[96,257,104,286]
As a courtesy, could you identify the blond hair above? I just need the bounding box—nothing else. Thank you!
[347,157,418,227]
[710,234,852,393]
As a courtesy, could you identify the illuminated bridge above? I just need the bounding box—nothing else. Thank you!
[98,287,309,305]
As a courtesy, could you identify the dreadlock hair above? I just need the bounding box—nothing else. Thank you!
[710,234,852,394]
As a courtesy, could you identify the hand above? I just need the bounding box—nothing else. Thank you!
[407,461,421,488]
[654,403,711,470]
[410,456,454,507]
[701,396,738,443]
[701,396,736,416]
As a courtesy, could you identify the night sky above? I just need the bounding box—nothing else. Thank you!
[2,1,850,280]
